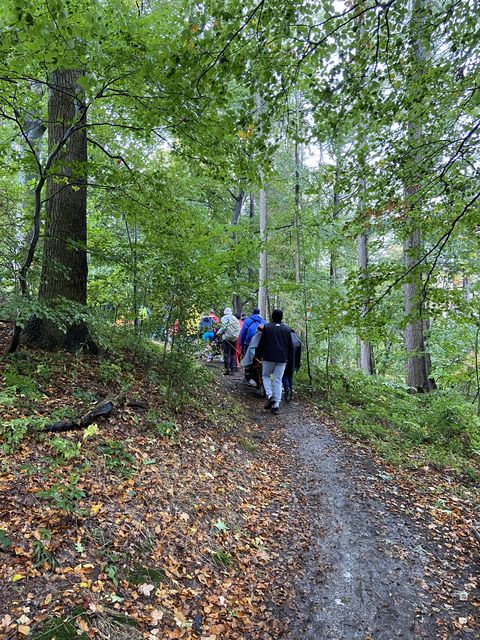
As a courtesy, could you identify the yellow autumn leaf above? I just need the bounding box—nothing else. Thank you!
[12,574,24,582]
[18,625,30,636]
[90,503,102,515]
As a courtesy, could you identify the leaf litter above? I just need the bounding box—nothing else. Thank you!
[0,350,307,639]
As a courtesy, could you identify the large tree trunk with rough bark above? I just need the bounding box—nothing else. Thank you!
[23,69,90,352]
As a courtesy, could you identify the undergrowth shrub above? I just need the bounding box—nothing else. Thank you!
[306,367,480,474]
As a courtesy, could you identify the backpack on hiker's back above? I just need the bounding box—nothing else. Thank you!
[219,310,240,341]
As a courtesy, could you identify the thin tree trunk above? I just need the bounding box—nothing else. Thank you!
[231,189,245,314]
[404,230,432,391]
[354,5,374,374]
[256,94,268,319]
[246,193,256,291]
[403,0,434,392]
[15,94,46,278]
[463,276,472,303]
[294,94,302,285]
[329,164,340,366]
[357,229,375,374]
[474,325,480,416]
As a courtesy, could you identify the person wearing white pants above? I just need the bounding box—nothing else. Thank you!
[262,360,287,410]
[256,309,293,415]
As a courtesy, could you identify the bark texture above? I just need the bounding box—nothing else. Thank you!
[23,69,89,352]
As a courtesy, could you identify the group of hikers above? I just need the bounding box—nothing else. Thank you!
[198,307,302,414]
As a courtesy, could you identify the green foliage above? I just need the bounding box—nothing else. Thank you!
[0,529,12,550]
[310,368,480,476]
[127,565,165,586]
[32,539,58,570]
[238,437,258,453]
[150,417,179,442]
[49,437,82,462]
[106,563,119,588]
[31,609,88,640]
[38,473,87,515]
[98,361,123,384]
[211,549,234,569]
[3,365,38,397]
[98,439,135,476]
[0,415,48,452]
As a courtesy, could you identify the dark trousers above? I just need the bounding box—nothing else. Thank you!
[223,340,237,371]
[282,372,293,391]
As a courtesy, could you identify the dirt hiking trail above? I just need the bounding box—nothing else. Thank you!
[222,368,479,640]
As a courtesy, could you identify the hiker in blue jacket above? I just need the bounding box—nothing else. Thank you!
[240,307,265,352]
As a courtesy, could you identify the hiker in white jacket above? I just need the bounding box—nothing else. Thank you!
[217,307,241,375]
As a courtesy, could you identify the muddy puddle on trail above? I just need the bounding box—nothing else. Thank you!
[283,406,437,640]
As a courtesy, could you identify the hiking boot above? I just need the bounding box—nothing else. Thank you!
[264,397,274,410]
[285,389,292,403]
[271,407,279,416]
[223,370,230,376]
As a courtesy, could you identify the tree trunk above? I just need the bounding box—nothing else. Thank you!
[23,69,90,352]
[258,183,268,319]
[403,0,433,392]
[354,5,374,374]
[329,164,340,366]
[294,94,302,285]
[231,189,245,314]
[357,230,375,374]
[256,94,268,319]
[403,230,432,391]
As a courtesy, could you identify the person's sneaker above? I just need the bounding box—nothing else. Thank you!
[264,397,274,410]
[285,389,292,403]
[271,407,279,416]
[223,370,230,376]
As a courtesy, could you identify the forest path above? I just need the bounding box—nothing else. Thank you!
[221,368,438,639]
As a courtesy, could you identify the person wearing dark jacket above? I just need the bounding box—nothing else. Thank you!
[283,330,302,402]
[240,308,265,351]
[256,309,292,415]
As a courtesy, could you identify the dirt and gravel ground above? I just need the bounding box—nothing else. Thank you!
[222,368,479,639]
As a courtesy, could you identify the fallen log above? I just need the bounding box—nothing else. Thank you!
[126,399,149,410]
[43,419,82,433]
[42,401,114,432]
[41,397,147,433]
